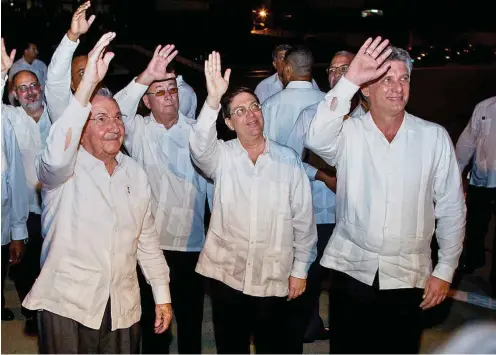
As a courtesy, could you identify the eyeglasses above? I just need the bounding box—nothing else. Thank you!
[229,102,262,118]
[145,87,179,97]
[326,65,349,75]
[89,113,127,126]
[16,82,41,93]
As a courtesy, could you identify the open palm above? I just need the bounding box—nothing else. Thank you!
[204,51,231,102]
[345,36,393,86]
[84,32,116,85]
[1,38,16,75]
[70,1,95,38]
[145,44,178,82]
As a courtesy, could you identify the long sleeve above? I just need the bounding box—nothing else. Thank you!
[432,129,466,283]
[45,34,79,123]
[137,184,171,304]
[1,75,21,120]
[189,103,222,179]
[304,77,359,166]
[37,97,91,190]
[290,158,318,279]
[113,78,148,154]
[4,119,29,242]
[455,105,480,173]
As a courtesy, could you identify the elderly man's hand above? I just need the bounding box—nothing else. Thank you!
[67,1,95,42]
[9,240,25,265]
[154,303,173,334]
[1,38,16,77]
[205,51,231,110]
[288,276,306,300]
[344,37,393,87]
[137,45,178,86]
[420,276,450,310]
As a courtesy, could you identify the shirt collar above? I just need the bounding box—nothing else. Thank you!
[234,134,270,157]
[78,146,124,174]
[149,111,186,130]
[286,81,314,90]
[363,111,415,136]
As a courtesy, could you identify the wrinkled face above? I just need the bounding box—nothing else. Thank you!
[71,55,88,92]
[224,92,263,139]
[14,71,43,113]
[362,60,410,116]
[328,54,352,89]
[272,50,287,79]
[142,78,179,116]
[24,43,39,62]
[81,96,125,158]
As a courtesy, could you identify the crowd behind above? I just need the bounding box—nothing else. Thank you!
[1,1,495,354]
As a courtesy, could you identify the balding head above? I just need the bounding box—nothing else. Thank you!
[71,55,89,92]
[13,70,43,114]
[281,46,314,86]
[328,50,355,89]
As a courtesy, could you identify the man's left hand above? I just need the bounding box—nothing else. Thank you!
[9,240,25,265]
[420,276,450,310]
[137,45,178,86]
[288,276,306,300]
[154,303,173,334]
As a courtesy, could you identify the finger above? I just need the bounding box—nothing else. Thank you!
[367,36,382,53]
[371,39,390,59]
[89,32,115,60]
[153,45,162,58]
[87,14,96,27]
[375,63,391,78]
[159,44,175,58]
[208,53,213,73]
[164,50,178,65]
[215,52,221,73]
[287,287,296,300]
[376,47,393,66]
[102,52,115,67]
[420,291,435,309]
[9,49,16,63]
[357,37,373,55]
[154,313,162,329]
[1,38,7,56]
[223,68,231,83]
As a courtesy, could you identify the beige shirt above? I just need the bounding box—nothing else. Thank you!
[23,97,170,330]
[190,104,317,297]
[305,77,466,289]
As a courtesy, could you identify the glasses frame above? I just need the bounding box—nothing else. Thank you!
[229,102,262,118]
[145,87,179,97]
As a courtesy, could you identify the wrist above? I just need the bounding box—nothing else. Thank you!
[206,96,220,110]
[136,71,154,87]
[67,30,79,42]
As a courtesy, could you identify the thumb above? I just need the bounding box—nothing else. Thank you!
[154,312,162,327]
[224,68,231,84]
[10,49,16,62]
[88,14,96,27]
[423,280,430,298]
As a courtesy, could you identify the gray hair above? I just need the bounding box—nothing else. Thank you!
[333,50,355,61]
[272,44,292,60]
[386,46,413,74]
[284,46,314,76]
[95,86,113,97]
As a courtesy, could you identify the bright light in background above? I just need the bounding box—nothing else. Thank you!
[259,9,267,19]
[361,9,384,17]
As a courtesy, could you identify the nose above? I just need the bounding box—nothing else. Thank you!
[390,80,404,93]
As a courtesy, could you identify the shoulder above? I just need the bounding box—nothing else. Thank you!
[475,96,496,113]
[256,73,276,89]
[268,139,300,164]
[406,113,451,142]
[122,155,148,180]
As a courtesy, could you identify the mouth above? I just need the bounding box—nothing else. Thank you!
[103,134,121,141]
[246,120,259,127]
[387,97,404,101]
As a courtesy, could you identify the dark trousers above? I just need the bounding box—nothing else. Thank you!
[287,223,334,353]
[8,213,43,319]
[1,244,9,308]
[329,270,424,354]
[139,250,204,354]
[210,278,293,354]
[464,186,496,282]
[38,299,140,354]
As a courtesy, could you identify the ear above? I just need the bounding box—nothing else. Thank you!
[272,60,277,70]
[361,85,370,98]
[224,118,234,131]
[143,95,152,110]
[70,80,76,93]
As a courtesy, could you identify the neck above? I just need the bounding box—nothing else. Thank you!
[23,55,34,65]
[26,106,44,123]
[369,107,405,142]
[153,111,179,130]
[239,135,266,162]
[82,144,119,175]
[291,75,312,83]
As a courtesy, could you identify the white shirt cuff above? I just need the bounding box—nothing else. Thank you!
[431,263,456,284]
[10,226,28,241]
[291,260,310,279]
[152,284,171,305]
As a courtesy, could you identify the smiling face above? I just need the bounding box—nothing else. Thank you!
[81,96,124,159]
[14,71,43,113]
[361,60,410,117]
[224,92,264,140]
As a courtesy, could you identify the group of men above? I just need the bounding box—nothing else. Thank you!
[1,1,495,354]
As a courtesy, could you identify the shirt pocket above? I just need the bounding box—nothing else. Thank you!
[480,117,492,136]
[118,273,140,316]
[203,233,237,275]
[52,269,101,312]
[261,248,293,285]
[166,207,194,238]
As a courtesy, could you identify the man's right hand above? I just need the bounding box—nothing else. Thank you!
[1,38,16,78]
[205,51,231,110]
[67,1,95,42]
[344,36,392,87]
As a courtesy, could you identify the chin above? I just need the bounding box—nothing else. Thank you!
[103,142,122,155]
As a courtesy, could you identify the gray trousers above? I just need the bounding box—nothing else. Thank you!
[38,299,140,354]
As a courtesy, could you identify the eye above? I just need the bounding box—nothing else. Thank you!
[234,107,246,117]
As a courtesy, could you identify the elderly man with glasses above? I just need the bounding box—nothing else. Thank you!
[190,51,317,354]
[1,39,52,335]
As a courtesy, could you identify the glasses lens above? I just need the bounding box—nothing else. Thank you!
[234,107,246,117]
[155,90,166,97]
[250,103,261,112]
[168,87,179,94]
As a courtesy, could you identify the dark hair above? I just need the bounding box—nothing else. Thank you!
[272,44,292,61]
[284,46,314,76]
[22,41,36,52]
[221,87,259,119]
[166,60,178,75]
[12,70,39,86]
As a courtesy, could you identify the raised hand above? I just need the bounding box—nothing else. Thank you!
[137,44,178,86]
[1,38,16,76]
[84,32,116,86]
[345,36,392,86]
[205,51,231,109]
[67,1,95,42]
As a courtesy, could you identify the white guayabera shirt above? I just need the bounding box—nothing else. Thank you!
[190,103,317,297]
[255,72,320,104]
[305,77,466,289]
